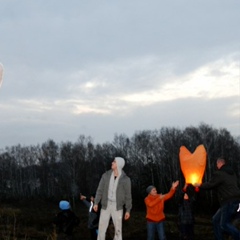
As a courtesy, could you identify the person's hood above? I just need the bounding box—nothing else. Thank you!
[115,157,125,176]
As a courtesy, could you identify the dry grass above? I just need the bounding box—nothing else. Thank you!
[0,200,239,239]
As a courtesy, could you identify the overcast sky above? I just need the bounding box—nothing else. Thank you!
[0,1,240,149]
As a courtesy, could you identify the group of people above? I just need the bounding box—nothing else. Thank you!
[53,156,240,240]
[54,156,131,240]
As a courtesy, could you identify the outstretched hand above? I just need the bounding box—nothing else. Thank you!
[172,180,179,189]
[80,194,86,200]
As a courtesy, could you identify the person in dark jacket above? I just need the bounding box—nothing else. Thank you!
[53,200,80,240]
[80,193,100,240]
[195,157,240,240]
[178,184,196,240]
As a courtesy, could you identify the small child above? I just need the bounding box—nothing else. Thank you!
[178,184,196,240]
[80,193,100,240]
[53,200,80,240]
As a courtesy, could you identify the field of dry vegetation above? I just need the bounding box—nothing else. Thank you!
[0,199,239,240]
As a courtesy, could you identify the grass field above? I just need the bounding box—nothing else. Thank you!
[0,199,238,240]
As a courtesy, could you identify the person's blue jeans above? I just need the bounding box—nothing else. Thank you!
[212,200,240,240]
[147,221,166,240]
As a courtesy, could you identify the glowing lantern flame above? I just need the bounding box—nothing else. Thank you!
[179,144,207,185]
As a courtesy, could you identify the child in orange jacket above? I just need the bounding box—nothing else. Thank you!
[144,180,179,240]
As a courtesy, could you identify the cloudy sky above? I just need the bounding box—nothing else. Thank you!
[0,1,239,149]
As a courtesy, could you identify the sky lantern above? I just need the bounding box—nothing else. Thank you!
[0,63,3,88]
[179,144,207,186]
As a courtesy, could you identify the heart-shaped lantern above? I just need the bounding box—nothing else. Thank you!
[179,144,207,185]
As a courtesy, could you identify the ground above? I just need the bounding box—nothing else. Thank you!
[0,199,239,239]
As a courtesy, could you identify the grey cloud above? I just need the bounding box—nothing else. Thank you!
[1,1,239,68]
[1,95,238,149]
[0,1,239,148]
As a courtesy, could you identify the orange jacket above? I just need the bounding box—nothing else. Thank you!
[144,187,176,222]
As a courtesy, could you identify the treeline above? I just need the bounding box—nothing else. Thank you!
[0,123,239,213]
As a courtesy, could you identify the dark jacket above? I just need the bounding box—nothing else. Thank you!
[178,186,196,225]
[178,199,195,225]
[53,209,80,236]
[82,198,100,229]
[200,164,240,205]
